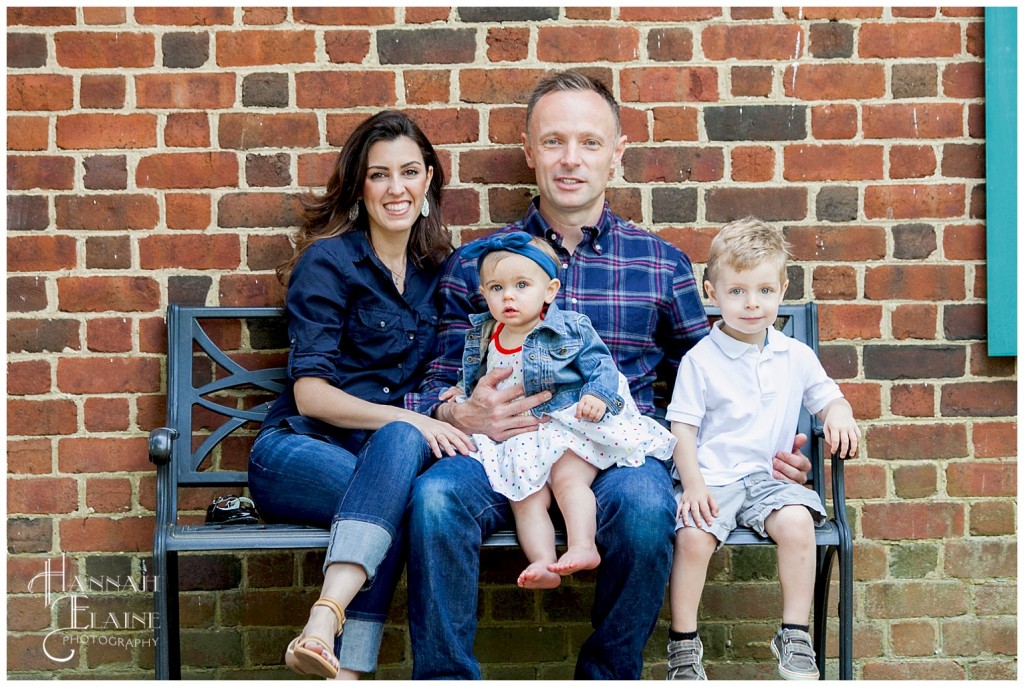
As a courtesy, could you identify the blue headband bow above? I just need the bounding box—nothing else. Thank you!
[461,231,559,279]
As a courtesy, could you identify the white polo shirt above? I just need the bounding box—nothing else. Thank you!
[666,320,843,486]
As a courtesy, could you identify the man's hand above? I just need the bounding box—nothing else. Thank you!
[772,433,812,484]
[436,367,551,442]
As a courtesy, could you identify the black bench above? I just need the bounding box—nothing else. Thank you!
[148,303,852,679]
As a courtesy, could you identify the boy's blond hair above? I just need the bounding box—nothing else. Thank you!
[705,217,791,285]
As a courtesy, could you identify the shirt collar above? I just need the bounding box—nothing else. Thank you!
[520,197,613,248]
[708,319,791,359]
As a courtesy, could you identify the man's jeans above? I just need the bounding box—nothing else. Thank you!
[407,455,676,679]
[248,420,432,673]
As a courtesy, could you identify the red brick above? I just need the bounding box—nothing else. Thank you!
[57,276,160,312]
[55,194,159,230]
[840,381,881,419]
[8,595,52,632]
[218,113,319,150]
[83,7,127,24]
[702,24,804,60]
[405,108,480,146]
[965,20,984,56]
[784,144,883,181]
[243,7,288,25]
[133,7,233,24]
[730,146,774,182]
[8,360,52,396]
[784,7,882,19]
[85,317,132,353]
[293,7,395,24]
[443,187,482,227]
[864,184,966,220]
[406,7,450,23]
[7,117,49,151]
[324,29,371,63]
[810,104,858,140]
[139,234,242,269]
[54,31,155,68]
[486,27,530,62]
[86,477,133,513]
[8,155,75,191]
[8,235,77,272]
[969,501,1017,536]
[942,381,1016,418]
[843,462,887,499]
[460,68,547,105]
[620,66,719,103]
[818,304,882,341]
[862,502,964,540]
[7,275,49,312]
[8,477,78,514]
[56,113,155,150]
[892,7,936,18]
[942,62,984,99]
[59,516,155,552]
[941,143,984,179]
[165,112,211,148]
[944,541,1016,581]
[135,73,236,109]
[8,7,77,25]
[785,64,885,100]
[296,71,395,108]
[538,26,639,62]
[730,66,773,97]
[218,274,286,307]
[652,107,699,142]
[57,356,161,394]
[890,145,937,179]
[972,421,1016,459]
[706,187,807,222]
[166,193,212,230]
[893,464,938,499]
[859,22,961,58]
[297,152,337,188]
[461,149,535,185]
[622,146,724,183]
[216,29,316,66]
[786,225,886,262]
[80,74,126,109]
[247,234,292,271]
[137,152,238,189]
[867,423,968,460]
[969,343,1016,379]
[811,265,856,300]
[58,436,152,474]
[862,103,963,139]
[217,193,302,229]
[947,461,1016,497]
[8,398,78,436]
[486,108,526,145]
[892,621,937,657]
[8,74,74,111]
[84,396,131,432]
[619,7,721,21]
[404,70,450,105]
[891,304,937,340]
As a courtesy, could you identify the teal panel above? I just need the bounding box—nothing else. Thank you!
[984,8,1017,356]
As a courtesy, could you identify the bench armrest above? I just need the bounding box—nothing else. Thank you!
[148,427,179,466]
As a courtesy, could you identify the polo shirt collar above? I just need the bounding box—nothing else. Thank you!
[708,319,791,359]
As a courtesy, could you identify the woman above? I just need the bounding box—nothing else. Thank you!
[247,111,472,679]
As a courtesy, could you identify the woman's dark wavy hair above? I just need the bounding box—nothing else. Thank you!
[277,110,452,285]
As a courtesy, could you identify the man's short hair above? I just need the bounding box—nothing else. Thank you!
[525,70,621,135]
[705,217,791,284]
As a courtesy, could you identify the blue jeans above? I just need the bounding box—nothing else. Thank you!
[407,455,676,679]
[248,421,432,673]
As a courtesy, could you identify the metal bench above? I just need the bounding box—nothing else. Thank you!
[148,302,851,679]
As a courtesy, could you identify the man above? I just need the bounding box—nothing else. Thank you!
[406,70,811,679]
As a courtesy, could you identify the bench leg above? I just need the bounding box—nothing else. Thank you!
[153,549,181,679]
[838,541,853,680]
[812,545,837,680]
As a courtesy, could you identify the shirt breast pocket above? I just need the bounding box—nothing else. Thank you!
[347,307,406,354]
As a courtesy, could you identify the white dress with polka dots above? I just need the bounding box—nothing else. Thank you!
[468,339,676,502]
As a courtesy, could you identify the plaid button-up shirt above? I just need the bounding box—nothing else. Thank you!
[408,198,711,420]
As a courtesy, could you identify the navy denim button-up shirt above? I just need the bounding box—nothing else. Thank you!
[263,229,442,451]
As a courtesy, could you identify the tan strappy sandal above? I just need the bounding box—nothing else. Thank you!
[284,597,347,679]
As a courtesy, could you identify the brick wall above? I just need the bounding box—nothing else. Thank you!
[7,6,1016,680]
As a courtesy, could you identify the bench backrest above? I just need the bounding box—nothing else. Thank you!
[159,302,823,508]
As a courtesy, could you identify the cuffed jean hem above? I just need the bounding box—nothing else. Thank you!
[336,618,384,673]
[324,519,392,583]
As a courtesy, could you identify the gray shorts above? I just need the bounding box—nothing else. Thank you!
[674,472,827,546]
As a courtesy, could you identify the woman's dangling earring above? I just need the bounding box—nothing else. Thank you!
[348,202,360,222]
[420,197,430,218]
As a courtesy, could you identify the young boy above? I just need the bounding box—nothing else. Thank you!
[664,217,860,680]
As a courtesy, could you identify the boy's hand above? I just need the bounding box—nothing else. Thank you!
[676,485,719,529]
[823,403,861,459]
[575,394,607,422]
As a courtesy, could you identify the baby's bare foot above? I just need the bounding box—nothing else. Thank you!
[518,561,561,589]
[548,547,601,576]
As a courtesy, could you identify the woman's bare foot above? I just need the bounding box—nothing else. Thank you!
[548,546,601,576]
[300,604,340,658]
[517,561,562,589]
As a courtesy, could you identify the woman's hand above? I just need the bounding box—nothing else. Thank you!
[403,413,476,459]
[575,394,607,422]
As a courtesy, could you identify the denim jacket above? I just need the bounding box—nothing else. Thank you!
[458,302,626,419]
